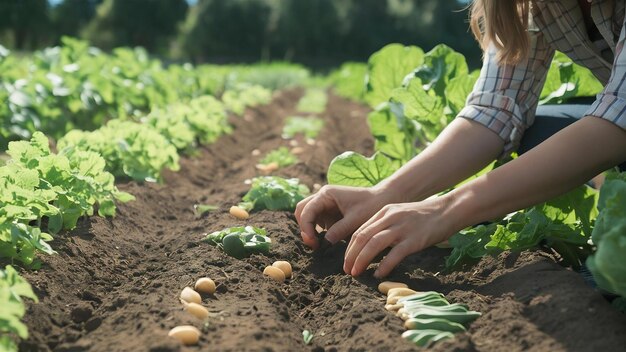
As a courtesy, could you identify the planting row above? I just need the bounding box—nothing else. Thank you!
[0,56,287,350]
[0,37,310,148]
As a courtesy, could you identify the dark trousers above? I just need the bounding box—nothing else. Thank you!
[518,104,626,171]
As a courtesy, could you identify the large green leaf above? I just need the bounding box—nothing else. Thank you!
[365,44,424,108]
[445,71,479,116]
[540,52,603,104]
[406,44,469,97]
[391,78,446,143]
[327,151,396,187]
[587,173,626,296]
[367,103,417,164]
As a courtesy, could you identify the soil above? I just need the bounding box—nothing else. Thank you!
[15,90,626,352]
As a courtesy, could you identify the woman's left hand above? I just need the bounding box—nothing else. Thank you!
[343,196,458,278]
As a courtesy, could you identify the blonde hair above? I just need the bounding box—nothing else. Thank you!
[470,0,531,64]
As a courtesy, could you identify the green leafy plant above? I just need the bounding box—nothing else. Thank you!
[282,116,324,139]
[302,330,314,345]
[586,172,626,297]
[296,89,327,114]
[218,62,310,90]
[446,184,598,269]
[329,62,367,101]
[58,120,180,182]
[0,37,225,146]
[540,52,604,104]
[0,132,133,265]
[259,147,298,168]
[328,43,605,271]
[239,176,310,212]
[364,43,424,108]
[222,83,272,115]
[144,95,231,151]
[204,226,271,259]
[336,44,603,174]
[0,265,38,352]
[194,204,219,216]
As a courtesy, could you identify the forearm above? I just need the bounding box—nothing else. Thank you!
[445,116,626,231]
[375,118,503,202]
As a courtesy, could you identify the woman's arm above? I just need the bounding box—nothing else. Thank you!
[297,20,555,247]
[376,28,557,203]
[446,116,626,231]
[296,118,503,246]
[375,117,503,202]
[343,116,626,278]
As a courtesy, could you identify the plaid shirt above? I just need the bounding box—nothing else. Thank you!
[458,0,626,154]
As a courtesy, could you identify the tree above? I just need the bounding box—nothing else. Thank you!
[0,0,50,50]
[276,0,343,60]
[82,0,188,53]
[51,0,101,40]
[175,0,278,62]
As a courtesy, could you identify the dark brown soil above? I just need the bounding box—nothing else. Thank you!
[16,90,626,352]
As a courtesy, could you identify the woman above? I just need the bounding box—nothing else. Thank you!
[295,0,626,278]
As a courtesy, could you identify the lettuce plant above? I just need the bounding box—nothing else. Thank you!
[0,132,133,266]
[58,120,179,182]
[0,265,38,352]
[259,147,297,168]
[239,176,310,212]
[586,173,626,297]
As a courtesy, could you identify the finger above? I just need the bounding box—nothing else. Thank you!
[294,195,313,225]
[344,207,388,262]
[343,216,390,275]
[374,242,412,278]
[299,195,329,248]
[301,231,319,249]
[351,229,398,277]
[324,215,356,244]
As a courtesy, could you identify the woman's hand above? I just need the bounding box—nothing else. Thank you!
[294,184,397,249]
[343,196,457,278]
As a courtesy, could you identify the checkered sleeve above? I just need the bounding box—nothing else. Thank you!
[457,30,555,155]
[586,16,626,131]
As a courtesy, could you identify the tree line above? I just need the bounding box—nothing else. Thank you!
[0,0,481,68]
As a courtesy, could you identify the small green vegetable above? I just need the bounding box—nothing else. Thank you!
[302,330,314,345]
[404,318,466,332]
[222,233,247,259]
[401,329,454,347]
[194,204,218,216]
[405,308,481,324]
[204,226,271,259]
[397,291,446,304]
[405,303,469,313]
[401,297,450,308]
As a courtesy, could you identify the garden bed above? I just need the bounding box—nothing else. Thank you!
[19,91,626,352]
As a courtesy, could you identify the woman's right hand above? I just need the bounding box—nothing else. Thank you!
[294,184,396,249]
